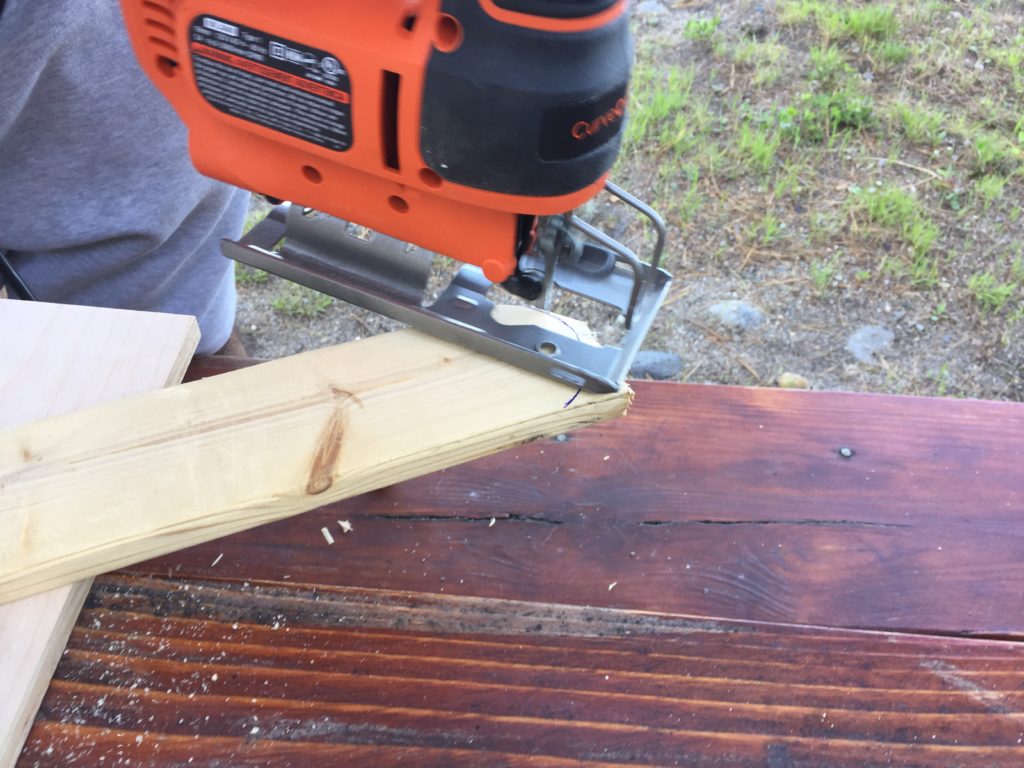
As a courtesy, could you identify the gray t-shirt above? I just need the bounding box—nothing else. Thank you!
[0,0,249,354]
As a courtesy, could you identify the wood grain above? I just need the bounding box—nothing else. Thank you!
[0,330,630,602]
[21,576,1024,766]
[0,301,198,767]
[148,369,1024,637]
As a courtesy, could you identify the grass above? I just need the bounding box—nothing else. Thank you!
[809,256,838,293]
[823,5,899,45]
[733,38,788,86]
[808,44,850,86]
[236,264,269,287]
[974,174,1007,208]
[968,272,1016,314]
[270,283,333,318]
[849,184,939,259]
[736,121,781,175]
[751,211,783,245]
[620,0,1024,398]
[887,100,946,145]
[778,2,900,44]
[682,15,720,43]
[778,87,874,145]
[970,129,1022,176]
[624,64,696,152]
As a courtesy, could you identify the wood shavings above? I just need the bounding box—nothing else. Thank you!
[608,581,618,591]
[321,527,335,545]
[489,517,496,527]
[337,520,353,534]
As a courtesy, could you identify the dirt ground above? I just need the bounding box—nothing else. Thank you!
[236,1,1023,401]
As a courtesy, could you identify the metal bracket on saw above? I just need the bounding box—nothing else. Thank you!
[222,187,670,393]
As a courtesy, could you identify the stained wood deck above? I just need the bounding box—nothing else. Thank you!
[19,357,1024,766]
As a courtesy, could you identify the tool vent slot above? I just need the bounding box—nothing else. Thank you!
[382,71,402,170]
[141,0,179,57]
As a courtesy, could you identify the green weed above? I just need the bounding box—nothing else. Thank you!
[236,264,269,287]
[974,174,1007,208]
[736,121,782,175]
[683,15,721,43]
[904,217,940,260]
[773,161,806,198]
[850,184,938,258]
[907,251,940,288]
[779,88,874,144]
[271,283,333,317]
[777,0,821,26]
[677,169,703,224]
[852,184,917,228]
[971,130,1022,176]
[752,212,783,245]
[887,101,945,145]
[869,39,911,69]
[809,256,838,293]
[624,64,695,150]
[988,34,1024,93]
[823,5,900,44]
[808,44,850,86]
[967,272,1016,313]
[1011,255,1024,285]
[733,38,788,86]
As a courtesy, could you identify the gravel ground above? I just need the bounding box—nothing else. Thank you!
[236,1,1024,401]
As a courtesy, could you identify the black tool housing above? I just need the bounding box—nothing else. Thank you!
[420,0,632,198]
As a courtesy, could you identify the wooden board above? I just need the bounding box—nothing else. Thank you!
[0,301,198,767]
[0,330,629,603]
[136,372,1024,637]
[21,575,1024,766]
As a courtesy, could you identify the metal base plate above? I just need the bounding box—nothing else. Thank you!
[223,205,670,393]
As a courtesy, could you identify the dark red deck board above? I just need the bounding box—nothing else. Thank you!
[22,577,1024,766]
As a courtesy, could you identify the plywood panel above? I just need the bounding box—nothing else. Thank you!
[0,301,198,767]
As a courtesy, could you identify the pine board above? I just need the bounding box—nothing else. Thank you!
[0,330,629,602]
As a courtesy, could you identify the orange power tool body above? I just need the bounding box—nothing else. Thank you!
[121,0,670,391]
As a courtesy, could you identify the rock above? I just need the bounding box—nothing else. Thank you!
[634,0,666,15]
[777,372,810,389]
[847,325,895,363]
[629,350,683,380]
[708,300,766,330]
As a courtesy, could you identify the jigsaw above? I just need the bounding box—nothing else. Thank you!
[121,0,671,392]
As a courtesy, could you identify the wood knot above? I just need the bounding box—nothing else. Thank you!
[305,408,346,495]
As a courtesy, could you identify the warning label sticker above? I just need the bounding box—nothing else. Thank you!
[189,16,352,151]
